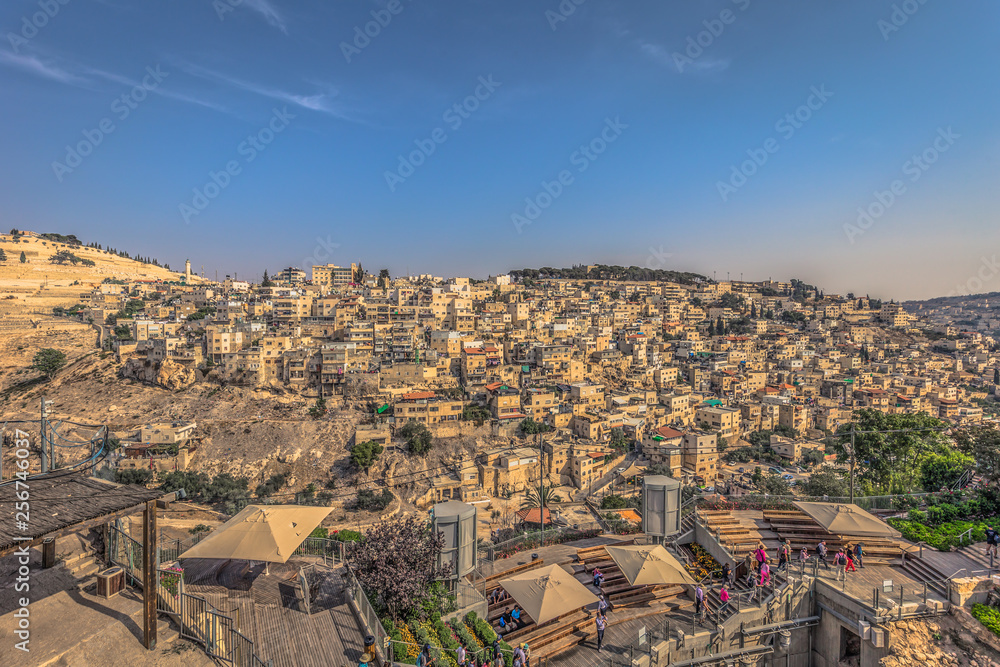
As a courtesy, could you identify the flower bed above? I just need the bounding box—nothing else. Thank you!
[687,544,722,580]
[382,610,507,666]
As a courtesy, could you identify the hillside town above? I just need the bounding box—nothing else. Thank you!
[5,231,1000,667]
[50,241,998,499]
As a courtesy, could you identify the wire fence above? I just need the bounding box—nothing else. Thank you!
[479,522,604,561]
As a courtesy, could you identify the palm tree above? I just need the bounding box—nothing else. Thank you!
[520,485,562,511]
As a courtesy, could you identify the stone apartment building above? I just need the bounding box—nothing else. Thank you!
[393,391,463,425]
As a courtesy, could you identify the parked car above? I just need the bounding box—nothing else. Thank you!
[782,473,794,481]
[738,467,745,473]
[769,467,783,475]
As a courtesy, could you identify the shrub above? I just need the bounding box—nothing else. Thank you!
[972,604,1000,638]
[334,529,362,542]
[600,495,629,510]
[357,488,394,512]
[114,468,154,485]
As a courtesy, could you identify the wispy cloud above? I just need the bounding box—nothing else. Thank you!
[244,0,288,34]
[640,42,673,68]
[174,60,351,118]
[0,51,87,85]
[85,67,228,112]
[2,46,230,113]
[638,40,730,74]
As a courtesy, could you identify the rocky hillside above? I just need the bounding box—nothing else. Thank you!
[0,231,200,319]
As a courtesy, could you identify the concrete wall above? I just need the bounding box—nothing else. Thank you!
[814,579,891,667]
[694,520,739,569]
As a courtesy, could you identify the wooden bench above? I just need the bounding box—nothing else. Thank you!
[481,558,546,592]
[763,510,809,519]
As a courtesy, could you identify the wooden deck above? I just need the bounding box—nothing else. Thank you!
[182,559,365,666]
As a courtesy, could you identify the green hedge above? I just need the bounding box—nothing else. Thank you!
[972,604,1000,637]
[888,517,988,551]
[464,612,513,667]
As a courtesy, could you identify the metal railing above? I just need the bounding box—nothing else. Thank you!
[108,526,271,666]
[479,522,603,561]
[291,536,347,566]
[454,577,486,612]
[344,568,389,664]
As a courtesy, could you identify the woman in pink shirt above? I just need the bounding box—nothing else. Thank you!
[759,561,771,586]
[719,584,730,615]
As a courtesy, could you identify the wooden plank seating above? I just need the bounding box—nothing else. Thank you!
[575,540,634,562]
[532,593,694,661]
[481,558,546,590]
[506,609,592,656]
[763,510,809,519]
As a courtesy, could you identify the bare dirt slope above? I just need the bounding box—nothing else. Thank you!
[882,613,1000,667]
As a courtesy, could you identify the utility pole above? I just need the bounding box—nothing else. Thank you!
[538,433,544,548]
[40,397,48,473]
[849,423,856,504]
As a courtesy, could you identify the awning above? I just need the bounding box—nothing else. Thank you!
[500,564,598,624]
[604,544,696,587]
[617,462,646,479]
[179,505,332,563]
[792,501,901,538]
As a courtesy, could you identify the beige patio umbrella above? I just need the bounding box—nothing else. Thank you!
[179,505,333,564]
[500,564,599,624]
[792,501,901,538]
[617,462,645,479]
[605,544,697,587]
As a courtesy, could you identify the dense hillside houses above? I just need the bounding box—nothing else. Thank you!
[59,264,1000,491]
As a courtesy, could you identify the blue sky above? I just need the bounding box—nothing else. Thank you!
[1,0,997,299]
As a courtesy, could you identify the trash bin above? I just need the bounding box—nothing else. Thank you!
[42,537,56,569]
